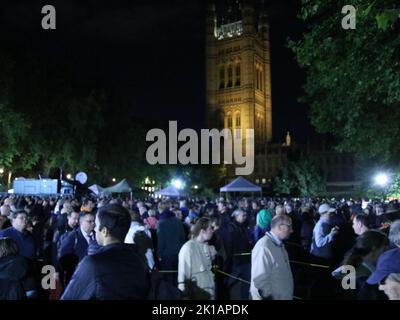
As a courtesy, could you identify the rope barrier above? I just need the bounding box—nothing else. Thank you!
[213,267,251,285]
[285,241,304,248]
[289,260,330,269]
[232,252,329,269]
[156,267,306,300]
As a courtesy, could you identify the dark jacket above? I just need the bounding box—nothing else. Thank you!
[61,243,150,300]
[58,227,95,261]
[221,220,252,270]
[0,227,36,260]
[157,211,186,258]
[0,254,36,293]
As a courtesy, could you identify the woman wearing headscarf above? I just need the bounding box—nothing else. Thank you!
[253,209,272,243]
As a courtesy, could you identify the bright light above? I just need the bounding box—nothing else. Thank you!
[112,178,116,182]
[375,173,389,186]
[0,168,4,174]
[172,179,184,190]
[194,185,198,189]
[66,174,72,180]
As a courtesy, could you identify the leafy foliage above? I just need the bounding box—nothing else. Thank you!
[274,154,326,197]
[289,0,400,163]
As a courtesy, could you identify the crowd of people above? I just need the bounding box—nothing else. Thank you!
[0,194,400,300]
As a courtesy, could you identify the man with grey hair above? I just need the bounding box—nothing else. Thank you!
[275,205,285,216]
[389,219,400,248]
[367,220,400,286]
[250,214,294,300]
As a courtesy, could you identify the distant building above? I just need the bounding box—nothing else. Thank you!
[205,0,359,195]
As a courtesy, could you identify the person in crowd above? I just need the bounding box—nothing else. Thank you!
[125,209,155,270]
[0,211,36,260]
[58,211,96,261]
[367,220,400,286]
[222,209,252,300]
[379,273,400,300]
[0,237,37,299]
[352,214,370,236]
[253,209,272,243]
[61,204,150,299]
[217,201,231,227]
[144,209,158,230]
[0,205,11,230]
[250,214,294,300]
[52,210,80,268]
[58,211,97,286]
[333,230,388,299]
[300,207,315,252]
[80,198,95,213]
[310,204,339,265]
[275,205,285,216]
[157,201,186,285]
[178,217,216,299]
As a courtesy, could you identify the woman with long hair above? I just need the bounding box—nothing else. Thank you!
[178,217,216,299]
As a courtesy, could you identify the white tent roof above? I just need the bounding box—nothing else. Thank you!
[89,179,131,195]
[220,176,261,192]
[155,185,187,198]
[102,179,132,194]
[88,184,104,195]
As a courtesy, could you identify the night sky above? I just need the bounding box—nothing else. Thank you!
[1,0,312,143]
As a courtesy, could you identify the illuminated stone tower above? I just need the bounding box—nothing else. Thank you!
[206,0,272,156]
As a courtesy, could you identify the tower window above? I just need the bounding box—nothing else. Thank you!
[219,66,225,89]
[235,63,241,86]
[227,115,232,128]
[235,113,241,127]
[256,66,259,90]
[259,70,263,91]
[227,65,233,87]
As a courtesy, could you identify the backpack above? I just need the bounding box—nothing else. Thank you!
[57,230,78,260]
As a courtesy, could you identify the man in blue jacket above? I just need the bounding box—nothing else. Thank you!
[58,211,96,261]
[61,204,150,299]
[310,203,339,265]
[0,211,35,260]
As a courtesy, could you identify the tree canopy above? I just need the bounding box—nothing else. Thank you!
[289,0,400,163]
[274,154,326,197]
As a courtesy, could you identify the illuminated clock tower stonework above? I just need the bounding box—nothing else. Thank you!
[206,0,272,158]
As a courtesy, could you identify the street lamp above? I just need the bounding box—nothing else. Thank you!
[112,178,116,182]
[374,172,391,200]
[66,173,72,180]
[374,173,389,187]
[172,178,184,190]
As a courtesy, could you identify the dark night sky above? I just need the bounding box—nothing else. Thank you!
[1,0,312,143]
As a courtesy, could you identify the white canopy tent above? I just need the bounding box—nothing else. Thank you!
[88,184,104,196]
[220,176,262,198]
[155,185,187,198]
[102,179,132,194]
[89,179,132,196]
